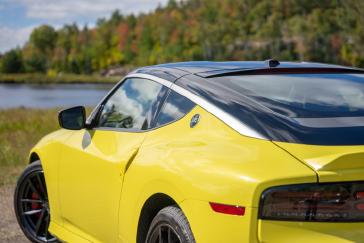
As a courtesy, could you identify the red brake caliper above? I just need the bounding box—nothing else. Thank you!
[31,187,42,219]
[31,192,40,210]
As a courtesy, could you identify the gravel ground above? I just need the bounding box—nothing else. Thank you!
[0,185,29,242]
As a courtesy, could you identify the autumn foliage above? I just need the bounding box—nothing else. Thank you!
[1,0,364,74]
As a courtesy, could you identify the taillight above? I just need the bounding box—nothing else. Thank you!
[259,182,364,222]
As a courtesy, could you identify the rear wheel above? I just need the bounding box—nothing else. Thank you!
[14,161,58,243]
[146,206,195,243]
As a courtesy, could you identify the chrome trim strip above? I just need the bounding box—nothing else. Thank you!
[125,73,267,140]
[126,73,174,88]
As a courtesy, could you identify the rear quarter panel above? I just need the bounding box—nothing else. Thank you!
[118,106,316,243]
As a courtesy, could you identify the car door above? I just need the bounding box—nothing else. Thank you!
[58,77,167,243]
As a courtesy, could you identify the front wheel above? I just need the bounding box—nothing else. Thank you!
[146,206,195,243]
[14,161,58,243]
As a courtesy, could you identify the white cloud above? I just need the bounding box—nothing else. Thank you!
[0,25,35,53]
[131,78,162,103]
[163,102,184,118]
[103,88,145,128]
[0,0,167,53]
[15,0,168,20]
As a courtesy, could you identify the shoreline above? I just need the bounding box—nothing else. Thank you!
[0,80,118,85]
[0,73,120,84]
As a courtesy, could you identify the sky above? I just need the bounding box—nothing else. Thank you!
[0,0,168,53]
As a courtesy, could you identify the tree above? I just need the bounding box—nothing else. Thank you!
[29,25,57,52]
[24,53,47,73]
[2,0,364,75]
[0,49,23,73]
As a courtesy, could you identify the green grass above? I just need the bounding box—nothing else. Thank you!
[0,108,60,185]
[0,73,120,84]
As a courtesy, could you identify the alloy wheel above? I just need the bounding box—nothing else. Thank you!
[148,223,182,243]
[15,168,57,242]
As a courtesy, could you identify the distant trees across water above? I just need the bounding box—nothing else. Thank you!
[1,0,364,74]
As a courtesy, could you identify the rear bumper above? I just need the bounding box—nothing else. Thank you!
[180,199,364,243]
[258,220,364,243]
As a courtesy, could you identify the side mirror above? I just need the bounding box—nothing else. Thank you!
[58,106,86,130]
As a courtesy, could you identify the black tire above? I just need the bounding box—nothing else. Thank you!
[14,161,58,243]
[146,206,195,243]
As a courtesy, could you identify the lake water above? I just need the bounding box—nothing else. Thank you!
[0,83,115,109]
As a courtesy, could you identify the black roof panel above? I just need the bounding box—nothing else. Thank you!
[133,61,364,79]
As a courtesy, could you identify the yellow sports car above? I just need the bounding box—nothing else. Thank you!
[14,60,364,243]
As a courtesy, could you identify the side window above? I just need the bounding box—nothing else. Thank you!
[156,90,196,127]
[98,78,163,130]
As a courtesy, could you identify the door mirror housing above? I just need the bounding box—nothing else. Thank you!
[58,106,86,130]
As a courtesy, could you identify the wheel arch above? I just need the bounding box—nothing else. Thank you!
[29,152,40,164]
[136,193,179,243]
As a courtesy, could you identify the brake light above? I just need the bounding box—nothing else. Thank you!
[356,203,364,211]
[210,202,245,216]
[259,182,364,222]
[356,191,364,200]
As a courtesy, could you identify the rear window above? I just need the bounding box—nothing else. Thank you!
[176,73,364,145]
[220,74,364,119]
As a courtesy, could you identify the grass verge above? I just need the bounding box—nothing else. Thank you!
[0,108,60,186]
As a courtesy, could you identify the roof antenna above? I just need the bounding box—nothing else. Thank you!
[265,59,280,68]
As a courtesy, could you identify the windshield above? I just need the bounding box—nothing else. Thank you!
[177,73,364,145]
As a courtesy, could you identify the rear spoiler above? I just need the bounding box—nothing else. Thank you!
[197,67,364,78]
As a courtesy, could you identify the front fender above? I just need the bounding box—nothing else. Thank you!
[28,129,69,163]
[28,129,73,229]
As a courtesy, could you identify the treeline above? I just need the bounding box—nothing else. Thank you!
[1,0,364,74]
